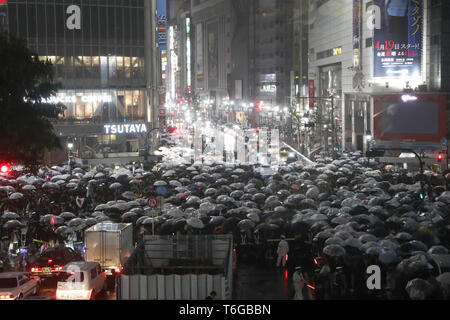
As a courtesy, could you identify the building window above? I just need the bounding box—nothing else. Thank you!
[365,37,373,48]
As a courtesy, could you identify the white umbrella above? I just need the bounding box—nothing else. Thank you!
[9,193,24,200]
[186,217,205,229]
[154,180,168,187]
[109,182,122,190]
[121,191,135,200]
[95,204,110,211]
[1,212,19,220]
[22,185,36,191]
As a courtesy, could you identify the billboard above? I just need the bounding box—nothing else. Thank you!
[0,0,7,32]
[156,0,167,51]
[373,94,447,149]
[207,22,219,88]
[373,0,423,78]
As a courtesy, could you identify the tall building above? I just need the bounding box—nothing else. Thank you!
[308,0,449,153]
[5,0,161,166]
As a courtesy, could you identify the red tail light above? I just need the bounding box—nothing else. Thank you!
[307,285,316,290]
[31,267,42,272]
[0,295,14,300]
[51,266,63,271]
[48,260,53,264]
[114,267,121,273]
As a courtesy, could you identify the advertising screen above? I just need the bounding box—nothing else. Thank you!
[373,94,447,144]
[373,0,423,78]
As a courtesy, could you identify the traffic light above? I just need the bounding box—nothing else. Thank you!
[0,163,11,175]
[437,153,444,163]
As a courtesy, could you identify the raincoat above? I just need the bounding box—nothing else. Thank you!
[277,239,289,267]
[293,270,306,300]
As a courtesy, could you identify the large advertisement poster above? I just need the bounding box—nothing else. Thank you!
[373,94,447,150]
[353,0,361,68]
[156,0,167,51]
[196,23,204,85]
[207,22,219,89]
[0,0,8,32]
[373,0,423,78]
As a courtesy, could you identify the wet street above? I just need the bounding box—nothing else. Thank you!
[233,259,294,300]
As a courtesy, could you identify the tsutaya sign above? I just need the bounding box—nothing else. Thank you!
[42,95,113,104]
[104,124,148,134]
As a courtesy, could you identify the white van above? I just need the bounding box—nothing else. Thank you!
[56,262,107,300]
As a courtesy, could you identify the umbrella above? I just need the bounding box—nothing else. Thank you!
[237,219,256,231]
[109,183,122,190]
[323,244,346,257]
[428,246,449,255]
[405,278,434,300]
[121,212,138,221]
[366,246,383,256]
[3,220,24,230]
[9,192,24,200]
[22,185,36,191]
[54,226,73,236]
[59,212,76,220]
[42,182,60,189]
[84,218,98,227]
[67,218,85,227]
[121,191,135,201]
[156,187,169,196]
[247,212,260,223]
[186,217,204,229]
[379,250,399,265]
[154,181,168,187]
[344,237,362,250]
[436,273,450,291]
[95,204,110,211]
[41,215,64,226]
[1,212,19,220]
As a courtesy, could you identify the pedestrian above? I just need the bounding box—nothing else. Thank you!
[276,235,289,268]
[205,291,217,300]
[292,266,306,300]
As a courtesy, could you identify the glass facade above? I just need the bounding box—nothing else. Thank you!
[6,0,150,163]
[8,0,146,88]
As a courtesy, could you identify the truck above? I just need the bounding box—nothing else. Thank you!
[116,234,234,300]
[84,223,134,277]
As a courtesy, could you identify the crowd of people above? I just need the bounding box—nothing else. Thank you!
[0,147,450,300]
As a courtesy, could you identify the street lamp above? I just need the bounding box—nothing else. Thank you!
[67,142,74,172]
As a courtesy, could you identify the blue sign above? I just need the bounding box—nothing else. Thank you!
[442,138,448,147]
[156,0,167,51]
[373,0,423,78]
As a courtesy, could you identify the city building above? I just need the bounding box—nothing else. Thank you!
[308,0,450,153]
[4,0,161,166]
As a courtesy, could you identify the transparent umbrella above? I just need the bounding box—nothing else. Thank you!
[237,219,255,231]
[3,220,24,230]
[186,217,205,229]
[323,244,346,257]
[1,212,19,220]
[405,278,434,300]
[109,183,122,190]
[9,193,24,200]
[59,212,77,220]
[22,185,36,191]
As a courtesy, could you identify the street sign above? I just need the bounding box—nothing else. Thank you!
[442,138,448,148]
[147,197,158,209]
[159,108,166,116]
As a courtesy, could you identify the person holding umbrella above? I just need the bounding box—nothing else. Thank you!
[276,235,289,268]
[292,266,307,300]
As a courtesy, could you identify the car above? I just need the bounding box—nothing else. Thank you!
[56,262,107,300]
[0,272,40,300]
[29,247,83,278]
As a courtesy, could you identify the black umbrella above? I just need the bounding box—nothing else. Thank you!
[2,219,24,230]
